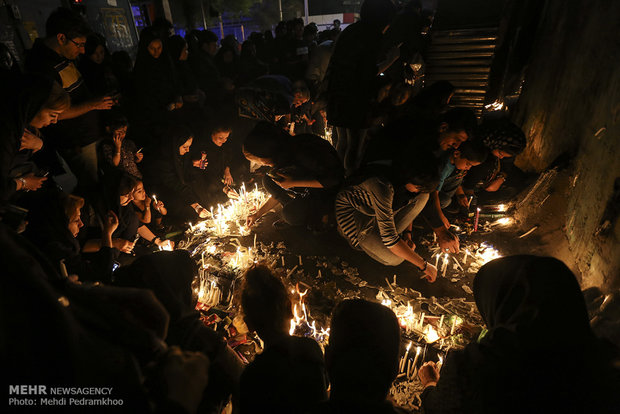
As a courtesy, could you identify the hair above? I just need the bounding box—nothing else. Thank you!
[201,30,219,45]
[119,174,139,196]
[392,149,440,192]
[241,264,292,335]
[45,7,91,39]
[440,107,477,137]
[292,81,310,100]
[211,118,233,134]
[42,81,71,112]
[63,194,84,223]
[85,33,105,57]
[360,0,397,30]
[103,109,129,131]
[243,121,287,161]
[327,299,400,399]
[456,140,488,164]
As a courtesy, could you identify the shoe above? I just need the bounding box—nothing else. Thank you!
[272,219,290,230]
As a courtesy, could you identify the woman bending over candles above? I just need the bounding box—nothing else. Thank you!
[335,152,439,282]
[243,121,344,231]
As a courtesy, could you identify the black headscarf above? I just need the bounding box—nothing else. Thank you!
[457,255,620,413]
[0,75,54,202]
[477,119,527,156]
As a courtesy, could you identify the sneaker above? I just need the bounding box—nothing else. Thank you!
[272,219,290,230]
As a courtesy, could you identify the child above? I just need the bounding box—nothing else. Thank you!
[100,110,143,179]
[423,140,488,237]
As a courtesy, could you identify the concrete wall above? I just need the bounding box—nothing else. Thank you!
[513,0,620,290]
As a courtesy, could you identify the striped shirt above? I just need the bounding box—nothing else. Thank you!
[335,177,400,249]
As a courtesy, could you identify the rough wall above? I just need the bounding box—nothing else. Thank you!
[513,0,620,290]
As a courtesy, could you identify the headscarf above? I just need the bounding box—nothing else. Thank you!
[476,119,526,156]
[0,75,55,202]
[166,35,186,61]
[474,255,593,351]
[459,255,620,413]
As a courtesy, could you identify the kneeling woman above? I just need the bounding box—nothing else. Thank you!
[335,155,439,282]
[243,122,344,229]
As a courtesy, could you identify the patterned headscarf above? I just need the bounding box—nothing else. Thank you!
[477,119,527,156]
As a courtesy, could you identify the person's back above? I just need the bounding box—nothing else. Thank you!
[239,264,328,413]
[240,334,326,413]
[307,299,405,414]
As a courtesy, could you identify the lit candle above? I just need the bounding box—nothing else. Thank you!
[437,355,444,372]
[152,194,158,206]
[410,346,422,379]
[463,249,469,264]
[189,222,194,232]
[435,253,440,268]
[474,207,480,232]
[399,342,412,373]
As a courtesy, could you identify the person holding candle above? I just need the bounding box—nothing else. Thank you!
[239,263,328,413]
[243,121,344,232]
[418,256,620,413]
[335,151,440,282]
[131,180,168,231]
[143,125,212,221]
[189,119,235,206]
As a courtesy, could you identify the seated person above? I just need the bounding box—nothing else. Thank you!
[131,179,167,226]
[100,110,143,179]
[463,119,526,194]
[335,152,439,282]
[23,190,119,283]
[143,125,212,221]
[422,140,488,244]
[239,264,328,413]
[190,121,234,205]
[243,122,344,230]
[309,299,404,414]
[86,174,173,259]
[419,256,620,413]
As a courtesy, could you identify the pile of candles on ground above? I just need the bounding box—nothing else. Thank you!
[288,283,330,348]
[428,242,502,280]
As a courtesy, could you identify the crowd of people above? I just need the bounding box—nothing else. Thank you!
[1,1,619,413]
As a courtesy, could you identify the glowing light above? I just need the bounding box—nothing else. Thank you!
[485,100,504,111]
[424,324,440,343]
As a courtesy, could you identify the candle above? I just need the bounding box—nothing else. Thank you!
[318,270,322,278]
[406,359,412,378]
[450,316,458,335]
[474,207,480,232]
[439,315,444,329]
[463,249,469,264]
[281,256,285,267]
[437,355,444,372]
[410,346,422,379]
[435,253,440,268]
[253,233,257,249]
[433,232,436,243]
[189,222,194,232]
[152,194,158,206]
[419,312,425,329]
[298,255,302,266]
[399,342,412,372]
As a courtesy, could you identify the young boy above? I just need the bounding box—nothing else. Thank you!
[424,140,488,240]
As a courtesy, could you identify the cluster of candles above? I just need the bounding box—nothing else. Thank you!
[398,342,445,381]
[430,242,502,278]
[289,284,330,347]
